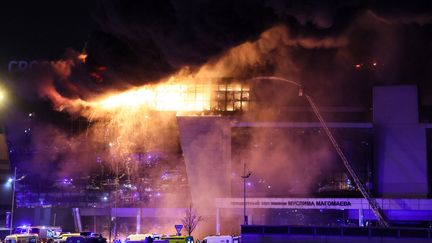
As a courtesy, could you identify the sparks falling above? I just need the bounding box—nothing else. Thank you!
[39,25,319,169]
[57,77,250,169]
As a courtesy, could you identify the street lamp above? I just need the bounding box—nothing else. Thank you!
[0,85,8,110]
[0,86,6,102]
[9,167,17,234]
[8,167,25,234]
[241,163,251,225]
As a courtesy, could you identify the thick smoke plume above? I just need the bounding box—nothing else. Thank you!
[6,0,432,236]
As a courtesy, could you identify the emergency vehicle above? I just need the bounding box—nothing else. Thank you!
[4,234,38,243]
[201,235,240,243]
[12,226,62,243]
[160,235,193,243]
[124,234,153,243]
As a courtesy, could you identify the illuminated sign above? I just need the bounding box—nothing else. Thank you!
[8,60,40,72]
[215,198,432,210]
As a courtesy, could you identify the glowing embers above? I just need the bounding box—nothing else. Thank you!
[78,53,87,62]
[354,60,381,70]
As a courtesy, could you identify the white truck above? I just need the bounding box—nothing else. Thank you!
[125,234,153,243]
[201,235,240,243]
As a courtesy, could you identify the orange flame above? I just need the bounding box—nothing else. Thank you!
[78,53,87,62]
[93,83,212,113]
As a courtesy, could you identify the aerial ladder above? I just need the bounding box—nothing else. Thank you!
[252,76,390,227]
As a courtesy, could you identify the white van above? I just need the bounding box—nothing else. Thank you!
[125,234,153,243]
[201,235,240,243]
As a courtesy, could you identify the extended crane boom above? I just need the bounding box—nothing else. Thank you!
[251,76,390,227]
[304,93,389,228]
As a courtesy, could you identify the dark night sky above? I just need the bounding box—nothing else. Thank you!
[1,0,432,108]
[0,1,95,65]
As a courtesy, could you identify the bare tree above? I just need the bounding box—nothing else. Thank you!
[181,204,203,236]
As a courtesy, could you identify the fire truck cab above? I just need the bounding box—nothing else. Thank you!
[13,226,62,243]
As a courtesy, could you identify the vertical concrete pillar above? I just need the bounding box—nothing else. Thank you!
[247,214,253,225]
[72,208,82,232]
[136,208,141,234]
[177,117,232,210]
[216,208,220,235]
[358,209,364,227]
[93,216,97,233]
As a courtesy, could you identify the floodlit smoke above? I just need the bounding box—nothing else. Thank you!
[23,20,360,233]
[8,1,432,236]
[28,23,348,235]
[36,25,346,178]
[233,128,335,196]
[195,25,346,79]
[31,124,100,179]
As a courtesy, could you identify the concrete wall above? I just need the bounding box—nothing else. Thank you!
[177,116,231,213]
[177,86,430,201]
[80,207,185,218]
[373,86,428,197]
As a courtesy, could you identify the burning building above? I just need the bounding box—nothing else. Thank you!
[2,2,432,238]
[5,73,432,237]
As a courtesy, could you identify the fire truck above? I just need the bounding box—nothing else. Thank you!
[12,225,62,243]
[159,235,193,243]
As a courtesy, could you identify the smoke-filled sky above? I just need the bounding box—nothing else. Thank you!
[1,0,432,188]
[2,0,432,105]
[0,2,431,235]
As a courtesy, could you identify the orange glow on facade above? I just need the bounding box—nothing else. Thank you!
[90,81,249,114]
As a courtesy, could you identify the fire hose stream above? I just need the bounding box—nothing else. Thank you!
[251,76,390,228]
